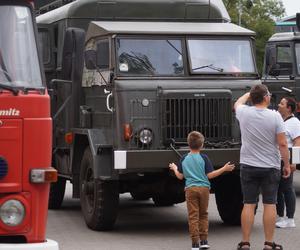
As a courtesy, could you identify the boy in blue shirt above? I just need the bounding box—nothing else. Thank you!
[169,131,235,250]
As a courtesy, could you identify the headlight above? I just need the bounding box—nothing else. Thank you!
[0,200,25,226]
[139,129,153,144]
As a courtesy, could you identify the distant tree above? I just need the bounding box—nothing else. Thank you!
[35,0,55,9]
[223,0,285,74]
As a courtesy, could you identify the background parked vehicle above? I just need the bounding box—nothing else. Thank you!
[262,13,300,169]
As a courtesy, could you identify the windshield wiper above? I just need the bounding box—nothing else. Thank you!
[193,64,224,72]
[0,83,19,95]
[23,86,46,95]
[166,40,182,55]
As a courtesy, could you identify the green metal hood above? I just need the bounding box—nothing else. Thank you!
[268,32,300,42]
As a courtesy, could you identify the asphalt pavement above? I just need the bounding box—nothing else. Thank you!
[46,172,300,250]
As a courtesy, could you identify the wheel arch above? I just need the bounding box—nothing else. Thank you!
[71,128,116,197]
[71,133,89,198]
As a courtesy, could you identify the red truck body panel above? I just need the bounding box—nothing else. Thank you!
[0,91,53,243]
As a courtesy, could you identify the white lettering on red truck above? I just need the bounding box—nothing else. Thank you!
[0,108,20,116]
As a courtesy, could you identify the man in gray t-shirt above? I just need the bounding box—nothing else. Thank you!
[236,103,285,170]
[234,84,290,250]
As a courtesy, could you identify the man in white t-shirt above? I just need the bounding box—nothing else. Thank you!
[234,84,290,250]
[276,97,300,228]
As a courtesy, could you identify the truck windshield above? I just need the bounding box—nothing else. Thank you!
[0,6,42,88]
[296,43,300,74]
[187,39,255,75]
[116,38,184,76]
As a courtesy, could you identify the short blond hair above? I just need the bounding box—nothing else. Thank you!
[187,131,204,150]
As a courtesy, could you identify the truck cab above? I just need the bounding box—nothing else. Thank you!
[0,1,58,249]
[262,13,300,109]
[36,0,260,230]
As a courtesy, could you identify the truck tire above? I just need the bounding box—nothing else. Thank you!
[130,191,151,201]
[80,147,119,231]
[152,195,175,206]
[152,178,184,206]
[48,177,66,209]
[213,172,243,225]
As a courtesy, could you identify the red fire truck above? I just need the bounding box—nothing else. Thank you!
[0,0,58,249]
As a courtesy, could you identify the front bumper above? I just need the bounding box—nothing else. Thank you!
[0,239,58,250]
[114,148,240,170]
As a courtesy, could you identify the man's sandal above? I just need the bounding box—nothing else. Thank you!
[263,241,283,250]
[237,241,250,250]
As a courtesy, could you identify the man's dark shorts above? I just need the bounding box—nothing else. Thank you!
[240,164,281,204]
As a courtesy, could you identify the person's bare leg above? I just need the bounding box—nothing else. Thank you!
[263,204,276,248]
[241,204,256,245]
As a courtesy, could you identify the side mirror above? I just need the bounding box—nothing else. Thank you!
[297,13,300,30]
[84,50,97,70]
[97,41,109,69]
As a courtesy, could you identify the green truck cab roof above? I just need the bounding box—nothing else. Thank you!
[268,32,300,42]
[86,21,255,41]
[36,0,231,24]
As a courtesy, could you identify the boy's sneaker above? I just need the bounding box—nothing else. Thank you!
[276,218,296,228]
[192,242,199,250]
[200,240,210,249]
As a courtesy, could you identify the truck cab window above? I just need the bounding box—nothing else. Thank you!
[187,39,255,75]
[276,45,293,75]
[117,38,184,76]
[0,6,42,88]
[38,30,51,65]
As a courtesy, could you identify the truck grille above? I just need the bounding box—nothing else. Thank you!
[0,157,8,179]
[161,91,232,143]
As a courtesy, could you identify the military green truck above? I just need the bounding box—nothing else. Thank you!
[263,14,300,110]
[36,0,260,230]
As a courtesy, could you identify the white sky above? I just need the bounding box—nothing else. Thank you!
[281,0,300,17]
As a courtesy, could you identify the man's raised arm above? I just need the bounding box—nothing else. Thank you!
[234,92,250,111]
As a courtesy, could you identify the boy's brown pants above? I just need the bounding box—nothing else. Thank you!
[185,186,210,244]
